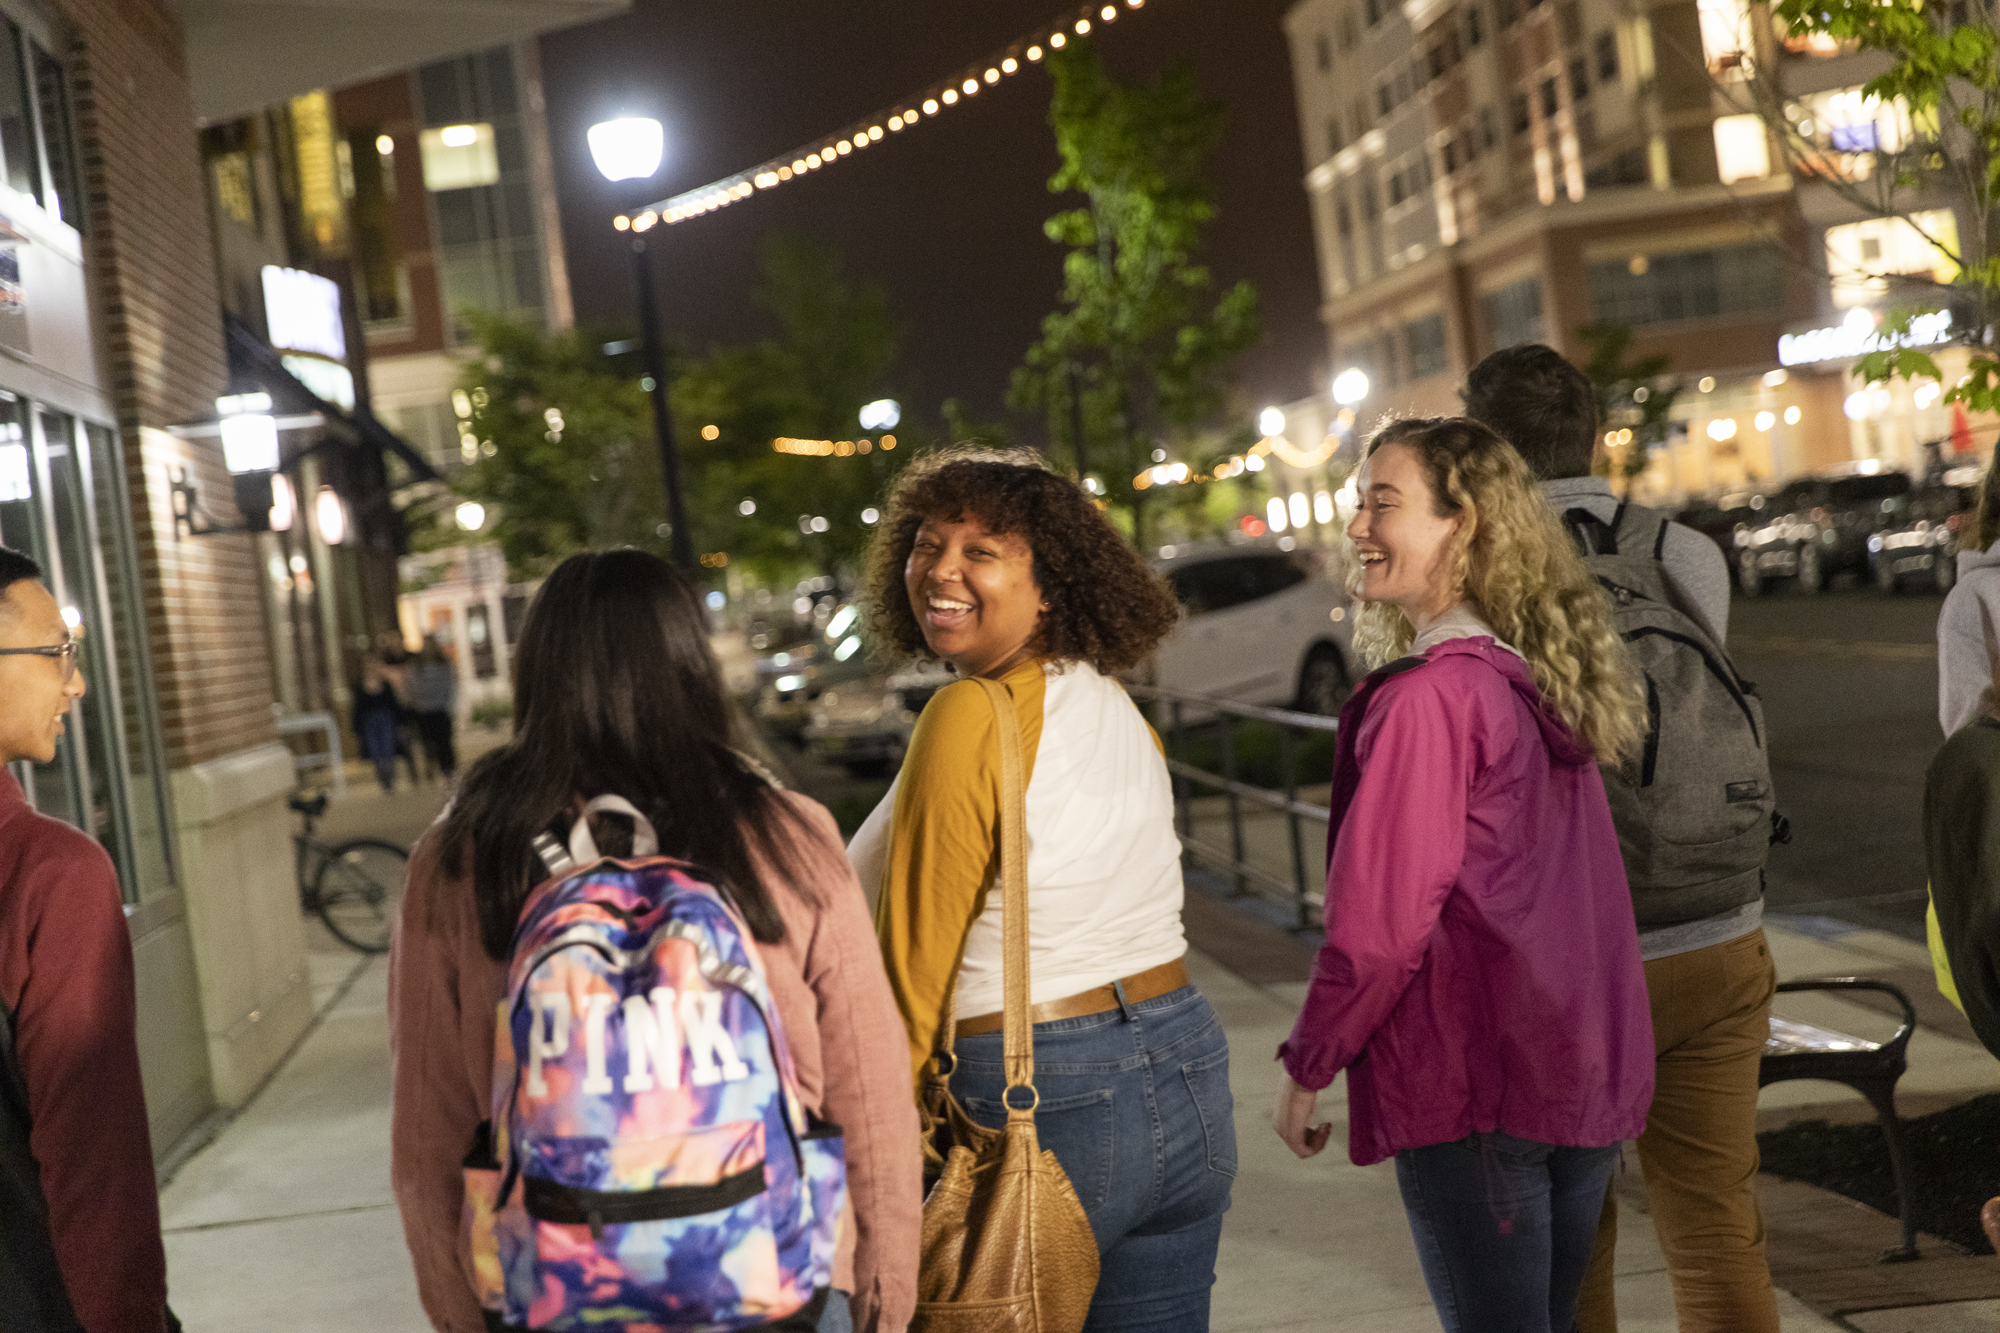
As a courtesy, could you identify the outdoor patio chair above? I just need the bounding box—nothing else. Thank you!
[1758,976,1919,1262]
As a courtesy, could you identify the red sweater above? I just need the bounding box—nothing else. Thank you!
[0,775,167,1331]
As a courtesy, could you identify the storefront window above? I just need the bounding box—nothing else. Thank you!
[85,423,176,898]
[0,396,175,902]
[0,22,37,205]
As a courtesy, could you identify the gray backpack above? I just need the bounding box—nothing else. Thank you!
[1565,503,1787,929]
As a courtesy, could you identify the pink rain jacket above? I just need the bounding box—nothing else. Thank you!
[1280,637,1654,1166]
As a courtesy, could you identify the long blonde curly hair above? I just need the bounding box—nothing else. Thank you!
[1350,416,1647,764]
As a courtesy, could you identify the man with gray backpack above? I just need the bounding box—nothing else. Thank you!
[1466,345,1786,1333]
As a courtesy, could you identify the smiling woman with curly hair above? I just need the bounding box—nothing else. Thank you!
[863,446,1180,671]
[850,446,1236,1332]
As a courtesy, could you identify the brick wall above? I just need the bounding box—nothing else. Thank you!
[58,0,278,769]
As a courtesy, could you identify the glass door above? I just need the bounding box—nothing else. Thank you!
[0,404,152,899]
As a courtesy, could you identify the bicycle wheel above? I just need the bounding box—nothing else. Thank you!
[313,838,409,954]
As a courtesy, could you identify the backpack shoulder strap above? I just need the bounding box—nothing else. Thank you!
[1564,507,1620,557]
[1608,500,1670,562]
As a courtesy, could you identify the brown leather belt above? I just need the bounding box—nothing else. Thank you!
[954,958,1190,1038]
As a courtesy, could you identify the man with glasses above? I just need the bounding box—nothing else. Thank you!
[0,546,173,1331]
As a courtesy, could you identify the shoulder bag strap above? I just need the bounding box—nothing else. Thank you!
[971,677,1035,1111]
[927,679,1035,1112]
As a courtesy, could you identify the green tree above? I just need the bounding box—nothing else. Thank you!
[673,235,908,580]
[449,312,662,576]
[1577,322,1683,481]
[1009,43,1261,547]
[1750,2,2000,408]
[444,238,913,585]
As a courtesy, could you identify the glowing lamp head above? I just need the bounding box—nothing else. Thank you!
[1258,407,1286,438]
[455,501,486,532]
[588,117,665,183]
[218,409,280,475]
[859,398,902,431]
[314,486,348,546]
[1332,368,1370,406]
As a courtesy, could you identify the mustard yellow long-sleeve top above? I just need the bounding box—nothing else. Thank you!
[851,656,1188,1087]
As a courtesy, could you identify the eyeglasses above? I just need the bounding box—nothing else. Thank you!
[0,632,81,683]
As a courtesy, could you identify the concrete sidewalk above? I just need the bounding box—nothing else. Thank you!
[154,770,2000,1329]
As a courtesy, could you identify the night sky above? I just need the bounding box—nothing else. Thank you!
[537,0,1324,438]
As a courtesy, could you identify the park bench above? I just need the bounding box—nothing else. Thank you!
[1759,976,1919,1262]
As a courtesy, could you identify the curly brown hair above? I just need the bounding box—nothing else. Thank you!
[865,446,1181,673]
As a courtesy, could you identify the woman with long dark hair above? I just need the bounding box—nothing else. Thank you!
[389,549,920,1333]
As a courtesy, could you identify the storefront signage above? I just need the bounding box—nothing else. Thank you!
[261,264,346,362]
[1777,307,1952,367]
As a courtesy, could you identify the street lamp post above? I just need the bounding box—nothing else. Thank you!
[590,117,696,574]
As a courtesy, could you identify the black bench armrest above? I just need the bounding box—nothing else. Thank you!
[1774,977,1916,1054]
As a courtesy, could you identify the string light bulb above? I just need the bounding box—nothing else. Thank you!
[624,0,1167,231]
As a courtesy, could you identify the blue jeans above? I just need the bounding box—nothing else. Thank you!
[816,1289,850,1333]
[1395,1132,1619,1333]
[949,983,1236,1333]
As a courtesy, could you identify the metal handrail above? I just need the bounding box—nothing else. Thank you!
[1126,682,1341,731]
[1126,682,1337,927]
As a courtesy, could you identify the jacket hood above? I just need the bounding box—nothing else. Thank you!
[1417,637,1596,767]
[1959,544,2000,576]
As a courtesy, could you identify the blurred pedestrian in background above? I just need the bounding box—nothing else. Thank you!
[1938,459,2000,737]
[1928,461,2000,1063]
[853,447,1236,1332]
[390,549,919,1333]
[1466,346,1783,1333]
[1273,418,1653,1333]
[351,654,403,793]
[406,638,458,781]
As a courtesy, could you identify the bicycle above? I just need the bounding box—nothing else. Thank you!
[290,792,409,954]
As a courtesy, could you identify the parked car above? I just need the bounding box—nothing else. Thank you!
[1734,468,1913,596]
[1869,470,1978,594]
[1149,544,1356,714]
[802,662,953,778]
[1673,493,1761,559]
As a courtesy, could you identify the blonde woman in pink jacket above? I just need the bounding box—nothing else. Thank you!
[1274,418,1654,1333]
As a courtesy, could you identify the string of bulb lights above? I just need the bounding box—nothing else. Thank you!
[613,0,1156,234]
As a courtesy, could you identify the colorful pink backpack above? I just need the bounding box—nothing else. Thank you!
[463,796,845,1331]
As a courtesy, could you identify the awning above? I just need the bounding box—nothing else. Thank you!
[172,0,631,126]
[222,313,444,485]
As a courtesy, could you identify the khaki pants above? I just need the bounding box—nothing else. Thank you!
[1575,929,1780,1333]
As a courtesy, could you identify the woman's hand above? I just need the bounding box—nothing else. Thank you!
[1272,1068,1333,1159]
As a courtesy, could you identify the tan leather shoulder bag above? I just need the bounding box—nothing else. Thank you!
[912,676,1100,1332]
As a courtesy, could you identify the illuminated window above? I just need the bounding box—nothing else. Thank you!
[1698,0,1752,77]
[1825,211,1960,308]
[1789,86,1914,178]
[1712,114,1770,184]
[418,123,498,191]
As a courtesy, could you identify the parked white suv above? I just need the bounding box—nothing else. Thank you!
[1148,545,1356,714]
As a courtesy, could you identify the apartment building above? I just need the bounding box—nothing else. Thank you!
[1282,0,1870,500]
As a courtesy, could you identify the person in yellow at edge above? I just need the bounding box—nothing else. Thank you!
[848,446,1239,1333]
